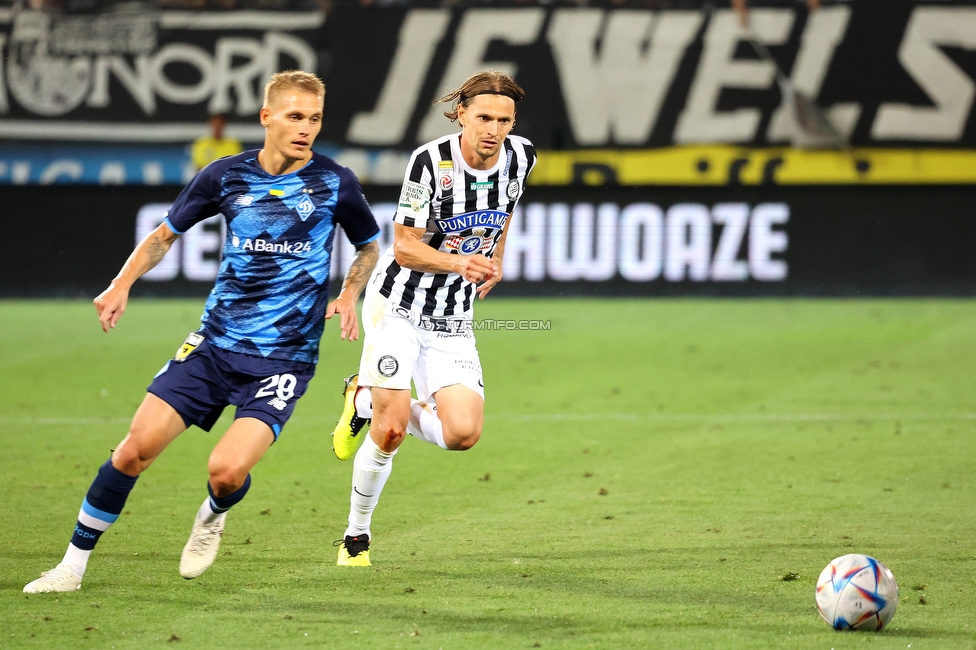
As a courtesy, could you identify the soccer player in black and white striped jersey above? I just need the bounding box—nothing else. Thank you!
[331,70,537,566]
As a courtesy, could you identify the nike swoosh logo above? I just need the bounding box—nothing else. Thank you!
[478,380,484,387]
[353,487,373,498]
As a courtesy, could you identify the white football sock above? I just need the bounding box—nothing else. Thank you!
[355,386,373,419]
[345,436,396,538]
[196,497,223,524]
[407,400,448,449]
[61,543,91,579]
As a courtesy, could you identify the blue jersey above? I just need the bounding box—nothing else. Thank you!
[164,150,380,364]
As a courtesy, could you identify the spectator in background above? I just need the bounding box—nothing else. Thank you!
[191,113,243,171]
[733,0,819,26]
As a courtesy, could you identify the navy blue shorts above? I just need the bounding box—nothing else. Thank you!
[147,334,316,439]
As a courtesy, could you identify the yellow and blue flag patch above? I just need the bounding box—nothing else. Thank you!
[269,184,285,197]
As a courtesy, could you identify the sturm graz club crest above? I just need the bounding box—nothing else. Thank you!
[506,180,520,200]
[457,235,484,255]
[460,226,487,255]
[7,12,93,116]
[378,355,399,377]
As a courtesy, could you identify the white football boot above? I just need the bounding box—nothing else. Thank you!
[23,563,82,593]
[179,511,227,579]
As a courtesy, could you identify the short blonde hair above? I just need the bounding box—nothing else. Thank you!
[263,70,325,108]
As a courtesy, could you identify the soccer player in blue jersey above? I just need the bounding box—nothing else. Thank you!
[23,71,381,593]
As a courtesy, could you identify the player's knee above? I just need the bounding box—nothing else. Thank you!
[454,430,481,451]
[111,445,144,475]
[372,411,407,448]
[207,451,246,493]
[111,433,153,475]
[444,422,481,451]
[379,425,406,449]
[207,463,247,497]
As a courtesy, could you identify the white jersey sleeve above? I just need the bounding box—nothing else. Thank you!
[394,148,436,229]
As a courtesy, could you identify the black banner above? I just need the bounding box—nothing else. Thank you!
[2,2,976,149]
[324,1,976,149]
[0,8,323,142]
[4,184,975,297]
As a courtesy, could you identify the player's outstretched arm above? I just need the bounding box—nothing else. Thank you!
[94,222,180,332]
[326,239,379,341]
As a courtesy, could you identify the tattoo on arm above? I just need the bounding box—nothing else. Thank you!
[146,235,167,267]
[340,241,380,299]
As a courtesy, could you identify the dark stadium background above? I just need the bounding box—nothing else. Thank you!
[2,0,974,297]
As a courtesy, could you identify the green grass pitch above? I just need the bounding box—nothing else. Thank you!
[1,298,975,649]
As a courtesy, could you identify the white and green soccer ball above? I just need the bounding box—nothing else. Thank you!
[815,554,898,631]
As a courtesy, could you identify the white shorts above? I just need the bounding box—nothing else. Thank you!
[357,283,485,403]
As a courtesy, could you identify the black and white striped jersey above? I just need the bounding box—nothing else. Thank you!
[373,132,537,320]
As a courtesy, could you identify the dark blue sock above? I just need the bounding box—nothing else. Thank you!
[71,458,139,551]
[208,474,251,513]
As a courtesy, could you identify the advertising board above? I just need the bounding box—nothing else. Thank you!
[3,185,973,297]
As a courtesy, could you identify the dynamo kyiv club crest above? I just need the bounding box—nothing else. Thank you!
[296,195,315,221]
